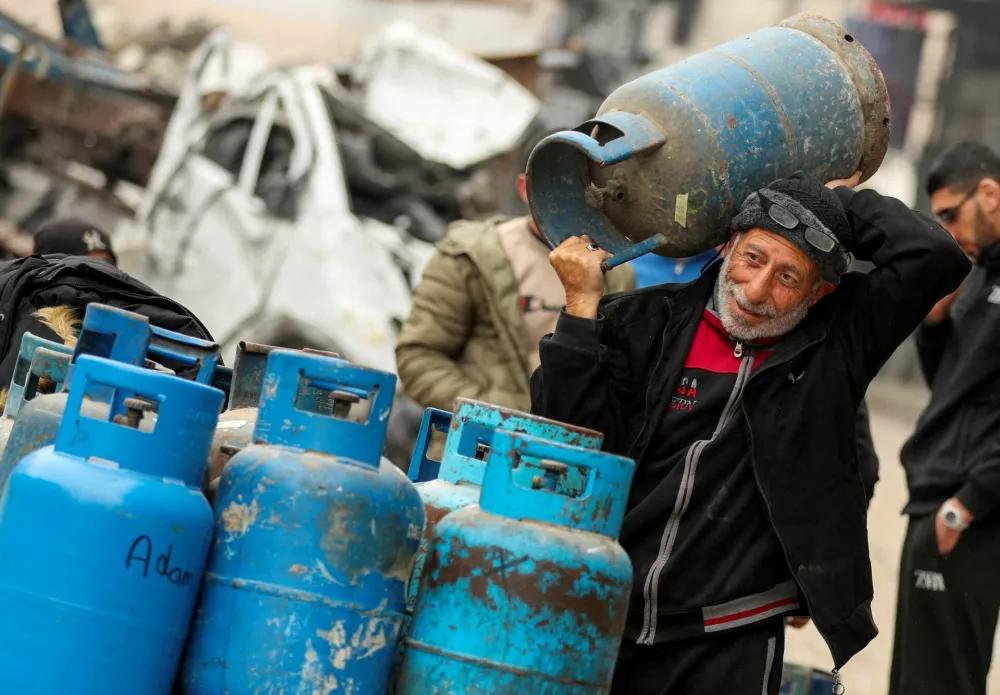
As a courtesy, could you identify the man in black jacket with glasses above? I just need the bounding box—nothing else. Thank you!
[532,170,969,695]
[890,142,1000,695]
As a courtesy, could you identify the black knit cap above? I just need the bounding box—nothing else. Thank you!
[731,171,851,284]
[33,217,117,265]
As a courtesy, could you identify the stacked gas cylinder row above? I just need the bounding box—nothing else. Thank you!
[0,302,638,694]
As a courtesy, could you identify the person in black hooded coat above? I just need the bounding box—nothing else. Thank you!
[0,249,216,406]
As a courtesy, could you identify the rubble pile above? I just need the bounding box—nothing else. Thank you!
[91,5,217,93]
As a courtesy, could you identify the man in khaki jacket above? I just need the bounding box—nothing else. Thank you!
[396,131,635,413]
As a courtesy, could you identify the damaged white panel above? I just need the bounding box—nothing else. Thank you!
[194,30,272,99]
[356,21,540,171]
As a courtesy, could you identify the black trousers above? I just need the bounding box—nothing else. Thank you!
[610,621,785,695]
[889,513,1000,695]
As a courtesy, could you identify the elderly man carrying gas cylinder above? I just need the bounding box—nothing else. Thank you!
[530,170,970,695]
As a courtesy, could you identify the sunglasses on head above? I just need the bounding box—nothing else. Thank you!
[764,199,839,253]
[936,182,980,225]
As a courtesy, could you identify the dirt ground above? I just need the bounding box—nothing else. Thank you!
[784,389,1000,695]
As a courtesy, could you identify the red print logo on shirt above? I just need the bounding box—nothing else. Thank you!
[669,377,698,411]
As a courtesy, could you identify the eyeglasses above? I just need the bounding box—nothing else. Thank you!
[936,182,980,225]
[766,200,839,253]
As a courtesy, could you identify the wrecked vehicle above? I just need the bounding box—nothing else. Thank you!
[117,24,541,461]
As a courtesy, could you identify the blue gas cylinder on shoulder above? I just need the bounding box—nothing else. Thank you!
[527,14,891,269]
[0,355,224,694]
[182,349,425,694]
[397,430,636,694]
[0,303,224,491]
[0,331,74,455]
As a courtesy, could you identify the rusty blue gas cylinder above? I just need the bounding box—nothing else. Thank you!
[405,399,604,615]
[0,332,74,456]
[0,355,224,694]
[397,430,636,694]
[182,350,424,695]
[394,400,604,682]
[0,304,223,491]
[527,13,891,268]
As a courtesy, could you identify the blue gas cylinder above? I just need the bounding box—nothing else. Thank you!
[393,401,605,688]
[206,341,277,492]
[205,344,359,501]
[407,406,454,484]
[397,430,636,694]
[0,303,223,490]
[0,355,224,694]
[182,350,425,694]
[527,14,891,268]
[0,304,153,488]
[405,398,604,616]
[0,331,74,455]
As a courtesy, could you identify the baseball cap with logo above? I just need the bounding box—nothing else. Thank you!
[32,217,117,266]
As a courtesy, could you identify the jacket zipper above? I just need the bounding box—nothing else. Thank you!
[636,339,753,644]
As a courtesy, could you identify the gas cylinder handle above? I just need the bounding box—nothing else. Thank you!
[18,347,72,415]
[253,350,397,467]
[526,112,668,272]
[148,326,222,386]
[228,341,278,410]
[479,430,636,540]
[72,304,152,368]
[438,398,604,488]
[211,365,233,407]
[571,112,667,166]
[408,408,452,483]
[2,331,73,417]
[54,355,224,486]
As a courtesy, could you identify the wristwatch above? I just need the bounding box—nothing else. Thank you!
[941,500,970,532]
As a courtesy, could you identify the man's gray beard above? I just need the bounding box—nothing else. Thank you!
[714,252,818,342]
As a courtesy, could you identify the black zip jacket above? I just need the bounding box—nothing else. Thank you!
[857,399,880,507]
[900,244,1000,519]
[530,188,970,668]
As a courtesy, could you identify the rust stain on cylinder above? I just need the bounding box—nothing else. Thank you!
[423,544,627,638]
[422,503,454,544]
